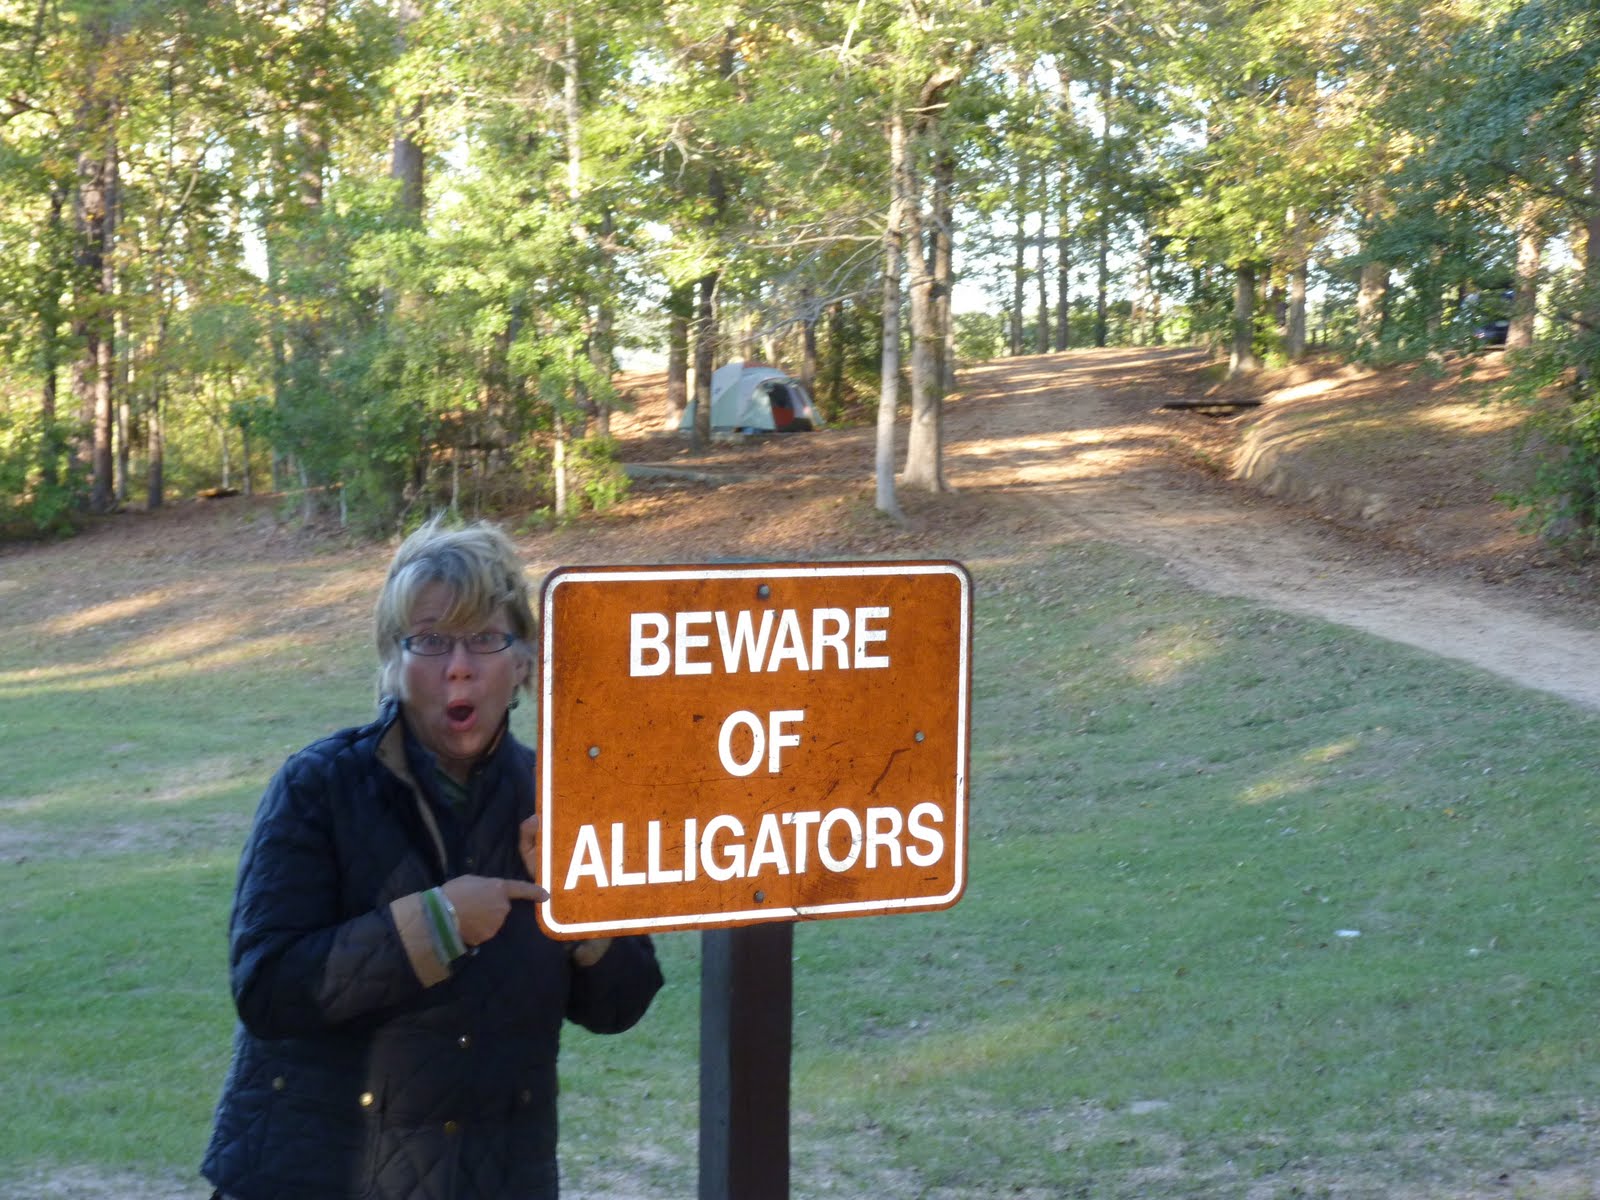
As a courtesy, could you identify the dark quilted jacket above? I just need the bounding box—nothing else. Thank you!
[201,701,663,1200]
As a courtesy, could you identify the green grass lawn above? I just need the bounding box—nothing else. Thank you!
[3,537,1596,1198]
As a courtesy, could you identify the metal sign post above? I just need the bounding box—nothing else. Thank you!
[699,923,793,1200]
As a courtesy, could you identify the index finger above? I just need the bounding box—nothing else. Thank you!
[504,878,550,905]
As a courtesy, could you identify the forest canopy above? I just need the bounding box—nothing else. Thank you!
[2,0,1599,538]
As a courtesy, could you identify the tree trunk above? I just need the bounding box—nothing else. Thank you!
[553,13,583,515]
[1094,228,1110,348]
[902,113,945,493]
[1508,212,1542,351]
[1287,260,1308,361]
[1055,175,1072,350]
[1586,148,1600,314]
[1054,63,1073,352]
[799,285,818,398]
[1010,156,1027,356]
[390,0,425,220]
[1229,264,1261,377]
[666,282,691,429]
[589,211,617,437]
[93,141,119,514]
[932,149,956,394]
[876,113,907,519]
[147,381,164,508]
[1035,204,1049,354]
[825,301,845,421]
[241,424,253,498]
[74,128,117,514]
[689,28,734,448]
[38,189,65,493]
[1357,260,1389,350]
[693,272,716,447]
[1094,69,1112,349]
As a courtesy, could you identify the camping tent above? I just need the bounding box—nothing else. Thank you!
[678,363,822,433]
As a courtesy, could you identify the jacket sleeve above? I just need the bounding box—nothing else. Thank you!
[565,934,664,1034]
[228,754,433,1039]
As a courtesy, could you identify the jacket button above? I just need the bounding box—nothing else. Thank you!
[360,1092,375,1108]
[457,1035,472,1050]
[518,1089,532,1106]
[271,1076,286,1091]
[464,856,477,869]
[443,1120,460,1135]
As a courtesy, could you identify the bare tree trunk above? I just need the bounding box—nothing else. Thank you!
[1035,205,1049,354]
[1570,146,1600,388]
[1585,147,1600,322]
[147,382,164,506]
[116,314,131,503]
[902,113,945,493]
[825,301,845,420]
[553,14,583,514]
[666,282,691,429]
[1054,63,1073,352]
[1286,260,1308,360]
[1010,156,1027,356]
[93,140,118,513]
[552,410,567,516]
[39,189,65,493]
[1229,264,1261,377]
[932,149,956,394]
[74,129,117,514]
[390,0,425,219]
[589,211,615,438]
[1357,260,1389,350]
[876,113,907,519]
[693,273,716,447]
[1094,69,1112,349]
[1508,212,1542,351]
[1094,230,1110,348]
[689,27,734,447]
[799,285,818,398]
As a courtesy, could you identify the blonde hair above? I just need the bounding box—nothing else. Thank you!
[374,516,536,702]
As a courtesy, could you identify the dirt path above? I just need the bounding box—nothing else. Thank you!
[615,346,1600,711]
[934,348,1600,710]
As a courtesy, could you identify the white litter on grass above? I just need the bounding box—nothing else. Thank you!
[1335,929,1361,938]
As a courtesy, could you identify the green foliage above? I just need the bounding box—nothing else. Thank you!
[566,435,631,514]
[4,0,1600,539]
[1496,309,1600,553]
[0,401,80,537]
[954,311,1006,361]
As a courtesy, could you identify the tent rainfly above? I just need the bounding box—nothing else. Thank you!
[678,363,822,434]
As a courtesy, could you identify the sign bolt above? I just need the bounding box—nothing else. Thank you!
[754,890,766,903]
[914,730,925,743]
[757,584,771,600]
[588,745,600,758]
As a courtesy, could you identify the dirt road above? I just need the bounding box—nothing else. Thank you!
[619,346,1600,712]
[936,348,1600,710]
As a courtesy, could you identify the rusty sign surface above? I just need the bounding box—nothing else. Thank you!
[536,560,971,938]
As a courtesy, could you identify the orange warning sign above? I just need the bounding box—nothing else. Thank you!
[536,561,971,938]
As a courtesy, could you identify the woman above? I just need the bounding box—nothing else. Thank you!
[202,517,663,1200]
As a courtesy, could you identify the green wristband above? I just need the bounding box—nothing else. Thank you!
[422,887,467,963]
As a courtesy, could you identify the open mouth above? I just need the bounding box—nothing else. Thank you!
[446,703,476,729]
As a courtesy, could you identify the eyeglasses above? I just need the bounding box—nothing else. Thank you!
[400,631,518,656]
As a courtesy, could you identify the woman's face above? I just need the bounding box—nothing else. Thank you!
[400,580,528,782]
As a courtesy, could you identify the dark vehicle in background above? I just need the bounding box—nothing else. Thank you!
[1473,318,1510,347]
[1465,288,1514,349]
